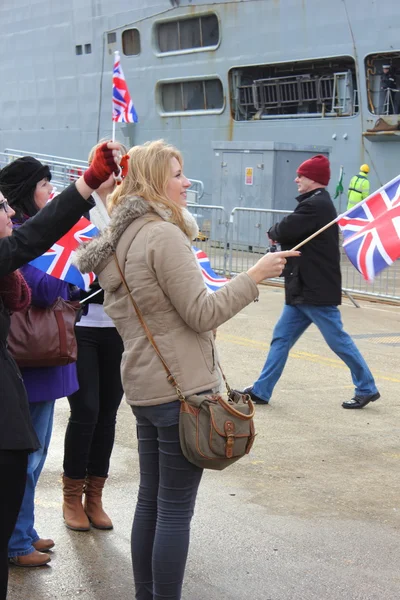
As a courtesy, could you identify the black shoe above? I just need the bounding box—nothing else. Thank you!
[342,392,380,409]
[242,386,270,405]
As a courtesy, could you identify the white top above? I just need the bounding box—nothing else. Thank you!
[76,303,115,328]
[76,192,115,328]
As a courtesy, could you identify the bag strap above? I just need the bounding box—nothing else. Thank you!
[113,254,231,400]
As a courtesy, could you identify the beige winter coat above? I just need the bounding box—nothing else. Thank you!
[75,196,259,406]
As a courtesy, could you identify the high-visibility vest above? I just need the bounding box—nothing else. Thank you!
[347,172,370,210]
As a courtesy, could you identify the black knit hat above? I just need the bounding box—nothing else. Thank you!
[0,156,52,218]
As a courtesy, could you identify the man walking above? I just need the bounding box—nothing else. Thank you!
[241,155,380,410]
[347,164,370,210]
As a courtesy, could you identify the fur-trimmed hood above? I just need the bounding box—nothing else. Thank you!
[74,195,199,274]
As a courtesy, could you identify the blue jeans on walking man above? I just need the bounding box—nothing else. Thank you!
[252,304,378,403]
[8,401,55,558]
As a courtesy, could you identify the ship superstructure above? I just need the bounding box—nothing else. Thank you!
[1,0,399,206]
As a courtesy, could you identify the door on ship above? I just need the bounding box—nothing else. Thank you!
[220,151,269,248]
[220,151,264,212]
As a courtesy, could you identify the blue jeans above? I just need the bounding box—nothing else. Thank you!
[8,401,55,557]
[131,402,203,600]
[252,304,378,402]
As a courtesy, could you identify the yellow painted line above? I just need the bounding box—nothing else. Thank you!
[217,332,400,383]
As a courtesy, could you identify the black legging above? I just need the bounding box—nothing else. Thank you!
[131,416,203,600]
[63,326,124,479]
[0,449,28,600]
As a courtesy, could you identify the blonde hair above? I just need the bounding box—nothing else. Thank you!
[107,139,186,232]
[87,139,128,164]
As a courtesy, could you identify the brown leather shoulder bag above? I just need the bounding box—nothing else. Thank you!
[8,297,79,368]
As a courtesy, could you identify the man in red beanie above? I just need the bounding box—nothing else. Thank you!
[239,154,379,410]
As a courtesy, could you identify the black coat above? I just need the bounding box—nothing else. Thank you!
[0,184,94,451]
[268,188,342,306]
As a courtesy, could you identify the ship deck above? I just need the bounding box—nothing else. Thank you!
[8,287,400,600]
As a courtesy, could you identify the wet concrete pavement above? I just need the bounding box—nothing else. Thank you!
[8,287,400,600]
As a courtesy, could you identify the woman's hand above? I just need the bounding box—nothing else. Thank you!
[82,142,122,191]
[247,250,301,284]
[75,142,122,199]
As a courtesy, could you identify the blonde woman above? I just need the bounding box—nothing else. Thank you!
[75,140,299,600]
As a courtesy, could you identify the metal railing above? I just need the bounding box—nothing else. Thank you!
[0,149,204,200]
[1,149,398,302]
[189,205,400,303]
[0,149,87,190]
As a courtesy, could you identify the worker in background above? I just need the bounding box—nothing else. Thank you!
[380,65,398,114]
[347,164,370,210]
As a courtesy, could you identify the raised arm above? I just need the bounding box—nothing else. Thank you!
[147,223,299,333]
[0,142,121,277]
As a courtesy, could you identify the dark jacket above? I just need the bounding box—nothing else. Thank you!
[0,184,93,451]
[268,188,341,306]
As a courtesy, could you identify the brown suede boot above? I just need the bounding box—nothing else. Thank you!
[62,475,90,531]
[10,550,51,567]
[84,475,113,530]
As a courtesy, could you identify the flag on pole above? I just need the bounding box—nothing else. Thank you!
[112,51,138,123]
[337,174,400,281]
[29,217,98,290]
[192,247,230,293]
[334,166,344,199]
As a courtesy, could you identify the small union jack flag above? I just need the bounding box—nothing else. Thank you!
[338,174,400,281]
[193,247,230,293]
[29,217,98,290]
[112,51,138,123]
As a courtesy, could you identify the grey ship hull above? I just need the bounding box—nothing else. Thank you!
[1,0,399,206]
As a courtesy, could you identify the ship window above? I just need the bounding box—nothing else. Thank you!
[365,52,400,115]
[160,78,224,113]
[85,44,92,54]
[157,14,219,53]
[122,29,141,56]
[230,56,358,121]
[107,32,117,44]
[75,45,83,56]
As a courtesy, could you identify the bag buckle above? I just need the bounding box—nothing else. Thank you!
[224,421,235,458]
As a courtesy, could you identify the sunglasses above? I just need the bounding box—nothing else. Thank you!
[0,199,10,213]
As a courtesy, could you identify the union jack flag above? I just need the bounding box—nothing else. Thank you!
[29,217,98,290]
[193,247,230,293]
[337,174,400,281]
[112,51,138,123]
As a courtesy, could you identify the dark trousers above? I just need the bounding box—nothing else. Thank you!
[0,449,28,600]
[63,326,124,479]
[131,402,203,600]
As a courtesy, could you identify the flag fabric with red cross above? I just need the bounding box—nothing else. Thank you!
[337,174,400,281]
[192,247,230,292]
[29,217,98,290]
[112,50,138,123]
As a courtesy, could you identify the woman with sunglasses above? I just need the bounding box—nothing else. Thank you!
[0,142,121,600]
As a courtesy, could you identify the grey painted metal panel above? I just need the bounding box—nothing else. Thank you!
[0,0,399,209]
[272,150,330,212]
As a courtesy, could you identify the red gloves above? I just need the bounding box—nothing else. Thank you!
[83,142,119,190]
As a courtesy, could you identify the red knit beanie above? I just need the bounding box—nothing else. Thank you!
[297,154,330,186]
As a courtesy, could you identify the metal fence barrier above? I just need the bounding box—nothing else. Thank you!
[0,149,87,190]
[0,148,398,303]
[189,205,400,303]
[0,149,204,201]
